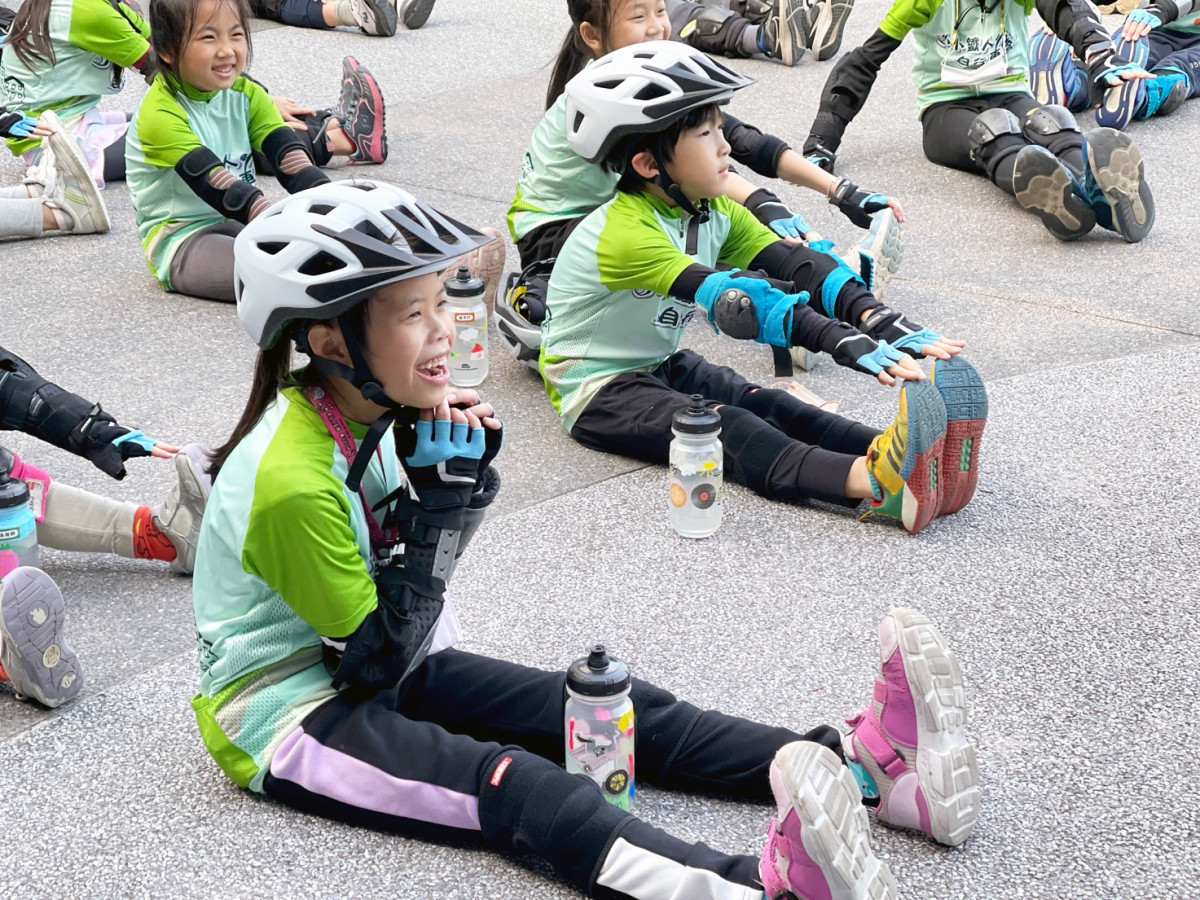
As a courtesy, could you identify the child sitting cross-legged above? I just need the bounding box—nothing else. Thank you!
[541,42,989,534]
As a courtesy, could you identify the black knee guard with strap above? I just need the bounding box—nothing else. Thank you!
[678,5,753,58]
[176,147,265,224]
[967,107,1025,191]
[1021,104,1084,171]
[261,126,331,193]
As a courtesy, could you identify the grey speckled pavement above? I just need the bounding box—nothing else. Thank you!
[1,0,1198,896]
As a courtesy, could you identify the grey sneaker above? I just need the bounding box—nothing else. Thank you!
[399,0,435,29]
[153,444,211,576]
[808,0,856,61]
[762,0,813,66]
[42,110,109,235]
[348,0,397,36]
[853,208,904,302]
[0,567,83,709]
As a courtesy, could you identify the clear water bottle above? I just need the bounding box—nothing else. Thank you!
[445,265,488,388]
[565,644,635,809]
[669,394,723,538]
[0,474,40,579]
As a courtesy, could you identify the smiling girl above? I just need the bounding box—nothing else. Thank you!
[125,0,383,302]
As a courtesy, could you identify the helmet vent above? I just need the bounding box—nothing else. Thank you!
[308,203,336,215]
[257,241,289,255]
[297,250,349,276]
[594,79,622,91]
[635,82,670,101]
[572,109,584,132]
[354,219,390,243]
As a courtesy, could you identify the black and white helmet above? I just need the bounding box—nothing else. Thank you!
[564,41,755,165]
[235,180,490,349]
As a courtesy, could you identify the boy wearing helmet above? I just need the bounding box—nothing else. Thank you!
[542,41,987,534]
[195,177,979,900]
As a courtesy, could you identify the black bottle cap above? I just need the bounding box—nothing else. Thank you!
[672,394,720,435]
[444,265,485,297]
[566,644,631,697]
[0,474,30,510]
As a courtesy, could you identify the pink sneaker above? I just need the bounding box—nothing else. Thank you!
[760,741,898,900]
[843,608,980,847]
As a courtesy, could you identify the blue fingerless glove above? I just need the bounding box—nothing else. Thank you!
[860,307,942,359]
[830,333,905,376]
[830,177,892,229]
[694,270,807,348]
[1126,9,1161,29]
[742,187,814,240]
[398,418,487,510]
[0,111,38,139]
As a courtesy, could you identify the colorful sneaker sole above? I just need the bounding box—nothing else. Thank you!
[931,355,987,516]
[0,567,83,708]
[865,379,947,535]
[884,607,980,846]
[1028,30,1071,106]
[345,59,388,165]
[1085,127,1154,243]
[769,741,898,900]
[1013,145,1096,242]
[42,109,110,235]
[1096,35,1150,130]
[856,208,904,302]
[399,0,435,29]
[810,0,856,61]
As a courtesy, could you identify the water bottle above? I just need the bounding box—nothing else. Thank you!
[669,394,723,538]
[0,474,40,579]
[565,644,635,809]
[445,265,488,388]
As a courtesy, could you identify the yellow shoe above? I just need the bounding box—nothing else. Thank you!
[861,379,947,535]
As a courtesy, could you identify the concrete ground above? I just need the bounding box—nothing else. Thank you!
[1,0,1197,896]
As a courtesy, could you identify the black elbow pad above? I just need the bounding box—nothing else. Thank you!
[260,127,330,193]
[175,147,263,223]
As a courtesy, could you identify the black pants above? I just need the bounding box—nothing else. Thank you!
[920,91,1084,195]
[1144,27,1200,95]
[262,647,832,898]
[516,215,585,270]
[251,0,330,27]
[572,349,879,506]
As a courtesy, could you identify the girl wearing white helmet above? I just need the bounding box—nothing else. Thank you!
[190,179,978,899]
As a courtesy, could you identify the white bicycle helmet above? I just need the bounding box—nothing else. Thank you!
[564,41,755,165]
[235,179,491,349]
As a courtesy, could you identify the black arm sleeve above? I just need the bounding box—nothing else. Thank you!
[804,29,902,157]
[724,112,790,178]
[1035,0,1113,60]
[260,126,330,194]
[174,146,264,224]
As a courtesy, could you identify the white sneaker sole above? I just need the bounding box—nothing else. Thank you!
[856,208,904,302]
[886,607,981,846]
[41,110,110,235]
[772,741,898,900]
[0,567,83,708]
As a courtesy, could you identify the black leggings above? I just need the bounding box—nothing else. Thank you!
[920,91,1084,195]
[100,112,134,183]
[262,647,836,898]
[572,349,879,506]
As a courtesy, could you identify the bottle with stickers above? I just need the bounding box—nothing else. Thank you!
[668,394,723,538]
[564,644,635,809]
[444,266,489,388]
[0,473,39,578]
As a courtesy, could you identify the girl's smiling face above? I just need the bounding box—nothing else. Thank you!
[174,0,247,92]
[581,0,671,56]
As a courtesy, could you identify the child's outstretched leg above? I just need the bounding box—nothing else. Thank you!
[842,608,981,847]
[761,741,898,899]
[0,567,83,708]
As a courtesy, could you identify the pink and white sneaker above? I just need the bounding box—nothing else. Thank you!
[843,608,980,847]
[760,741,898,900]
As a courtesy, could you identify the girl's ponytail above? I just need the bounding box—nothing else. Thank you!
[544,0,612,110]
[207,340,307,482]
[6,0,57,70]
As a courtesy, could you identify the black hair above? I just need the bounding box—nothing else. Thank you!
[608,103,723,194]
[545,0,617,110]
[145,0,253,91]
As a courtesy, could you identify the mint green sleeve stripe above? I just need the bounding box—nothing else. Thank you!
[879,0,946,40]
[595,199,694,297]
[136,85,202,169]
[68,0,150,65]
[238,78,288,153]
[717,199,782,270]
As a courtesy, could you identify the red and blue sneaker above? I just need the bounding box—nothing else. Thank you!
[931,355,986,516]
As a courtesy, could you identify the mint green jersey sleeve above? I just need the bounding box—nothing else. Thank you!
[68,0,150,66]
[240,77,287,152]
[242,483,378,639]
[134,85,202,169]
[594,193,696,297]
[714,197,782,270]
[879,0,945,41]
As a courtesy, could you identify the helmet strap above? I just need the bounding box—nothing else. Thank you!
[652,155,711,223]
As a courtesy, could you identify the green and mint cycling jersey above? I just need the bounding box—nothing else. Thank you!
[540,191,777,432]
[506,84,621,243]
[878,0,1036,116]
[125,75,283,288]
[191,386,461,792]
[0,0,148,156]
[1157,0,1200,34]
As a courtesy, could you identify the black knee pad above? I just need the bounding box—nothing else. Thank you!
[679,5,751,57]
[717,405,793,495]
[966,107,1023,163]
[478,748,629,892]
[1021,104,1084,156]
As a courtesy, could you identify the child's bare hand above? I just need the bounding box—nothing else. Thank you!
[877,355,925,386]
[917,336,966,360]
[151,442,181,459]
